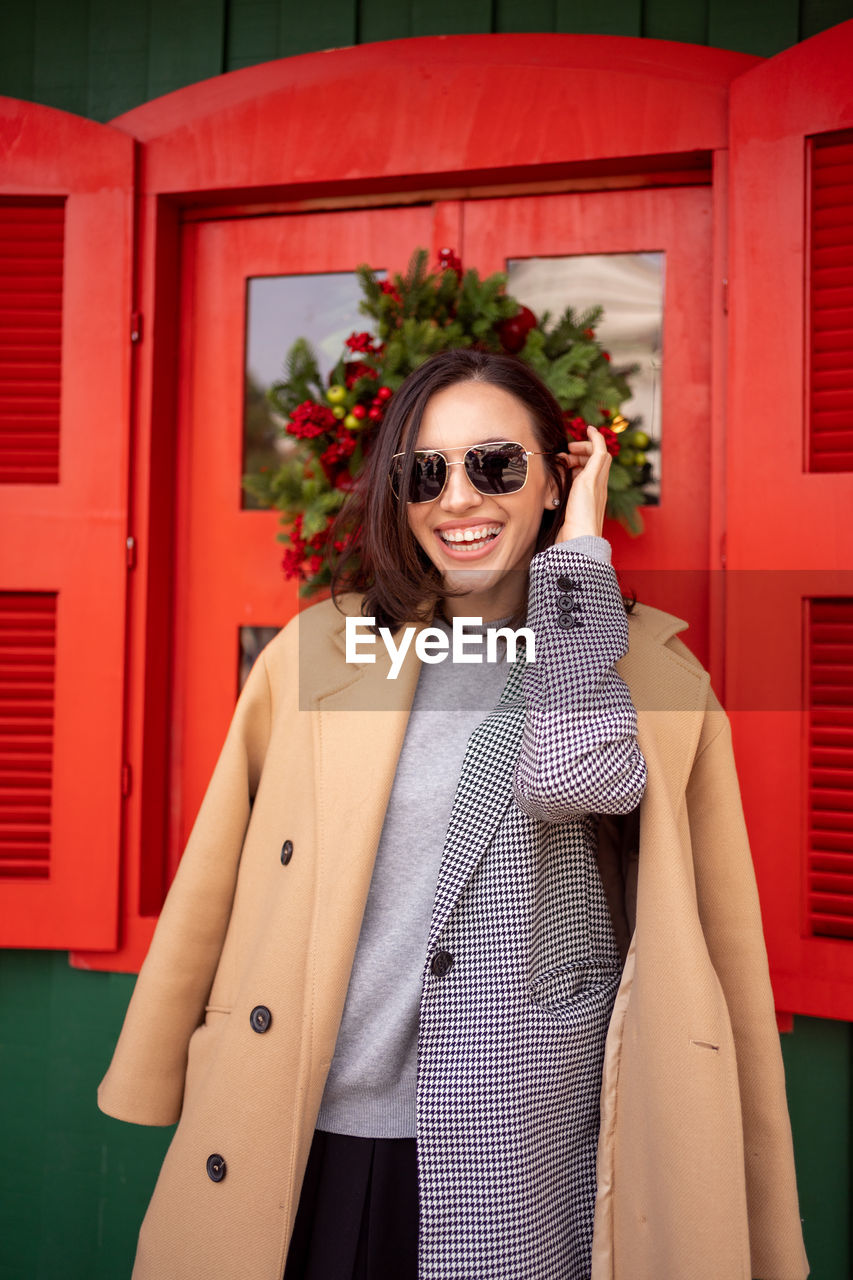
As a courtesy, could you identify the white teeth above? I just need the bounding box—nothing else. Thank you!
[439,525,502,545]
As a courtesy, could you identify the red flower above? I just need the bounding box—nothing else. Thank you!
[345,331,377,355]
[437,247,463,278]
[344,361,377,390]
[281,545,306,580]
[320,437,357,481]
[380,280,402,304]
[286,400,337,440]
[307,555,323,576]
[562,413,620,457]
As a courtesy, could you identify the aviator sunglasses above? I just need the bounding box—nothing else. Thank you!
[389,440,554,504]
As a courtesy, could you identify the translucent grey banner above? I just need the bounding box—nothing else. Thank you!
[290,569,853,713]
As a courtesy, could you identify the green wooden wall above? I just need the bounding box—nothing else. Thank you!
[2,1,853,1276]
[0,951,850,1278]
[0,0,852,121]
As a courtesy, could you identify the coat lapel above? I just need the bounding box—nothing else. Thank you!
[617,604,711,816]
[427,657,528,951]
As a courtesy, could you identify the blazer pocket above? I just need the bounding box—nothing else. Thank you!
[529,956,621,1018]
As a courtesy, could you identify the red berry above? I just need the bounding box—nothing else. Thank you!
[369,407,383,422]
[583,328,595,339]
[377,386,392,401]
[498,318,526,353]
[516,305,537,334]
[351,404,367,420]
[602,352,611,362]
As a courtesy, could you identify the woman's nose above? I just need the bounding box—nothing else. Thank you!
[439,460,482,512]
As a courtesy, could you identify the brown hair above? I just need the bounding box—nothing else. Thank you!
[331,348,630,630]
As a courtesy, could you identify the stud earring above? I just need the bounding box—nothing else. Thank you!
[552,497,560,507]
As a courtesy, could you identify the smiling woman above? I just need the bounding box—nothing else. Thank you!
[100,348,808,1280]
[332,348,605,630]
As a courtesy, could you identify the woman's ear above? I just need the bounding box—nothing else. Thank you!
[544,453,570,510]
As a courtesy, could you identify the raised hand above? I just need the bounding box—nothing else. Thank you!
[555,425,611,542]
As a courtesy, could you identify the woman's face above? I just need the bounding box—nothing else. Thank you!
[405,380,558,621]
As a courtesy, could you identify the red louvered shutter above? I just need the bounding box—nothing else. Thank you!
[807,599,853,939]
[809,130,853,474]
[0,99,133,947]
[728,21,853,1019]
[0,200,63,484]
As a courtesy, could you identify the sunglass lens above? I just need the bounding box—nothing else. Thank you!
[465,443,528,494]
[391,452,447,502]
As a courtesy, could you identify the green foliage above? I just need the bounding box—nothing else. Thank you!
[242,246,657,595]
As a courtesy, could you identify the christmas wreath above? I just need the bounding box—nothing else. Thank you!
[243,248,655,597]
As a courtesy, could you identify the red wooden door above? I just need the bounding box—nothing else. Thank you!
[727,20,853,1019]
[168,205,445,882]
[0,99,133,947]
[466,186,719,674]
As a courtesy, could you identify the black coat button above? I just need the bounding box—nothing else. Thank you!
[431,950,454,977]
[557,595,579,612]
[206,1153,226,1182]
[556,576,579,591]
[250,1005,272,1033]
[558,614,582,630]
[280,840,293,865]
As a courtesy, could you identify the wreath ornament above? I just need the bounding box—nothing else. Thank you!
[243,248,656,597]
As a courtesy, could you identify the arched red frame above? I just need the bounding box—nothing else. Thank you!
[66,34,757,971]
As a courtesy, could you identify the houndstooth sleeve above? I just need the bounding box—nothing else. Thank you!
[512,541,647,822]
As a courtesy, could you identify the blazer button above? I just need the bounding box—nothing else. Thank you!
[280,840,293,865]
[558,614,582,630]
[556,576,579,591]
[557,595,579,612]
[431,950,454,977]
[206,1153,226,1182]
[249,1005,272,1033]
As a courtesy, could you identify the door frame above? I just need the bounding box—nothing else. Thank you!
[72,33,755,970]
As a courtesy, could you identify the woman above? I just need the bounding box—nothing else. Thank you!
[100,350,808,1280]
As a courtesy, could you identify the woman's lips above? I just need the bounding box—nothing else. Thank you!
[434,524,504,559]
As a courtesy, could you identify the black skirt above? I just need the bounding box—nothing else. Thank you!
[283,1129,419,1280]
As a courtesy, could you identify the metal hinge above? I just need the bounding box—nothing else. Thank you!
[126,535,137,569]
[131,311,143,343]
[121,763,132,797]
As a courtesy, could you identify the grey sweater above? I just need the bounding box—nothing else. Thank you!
[316,536,612,1137]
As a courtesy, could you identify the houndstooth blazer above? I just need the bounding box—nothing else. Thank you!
[417,545,647,1279]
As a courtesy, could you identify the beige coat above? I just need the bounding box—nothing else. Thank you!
[99,595,809,1279]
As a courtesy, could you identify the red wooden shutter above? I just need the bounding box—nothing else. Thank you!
[0,99,133,947]
[727,20,853,1019]
[809,129,853,474]
[806,598,853,940]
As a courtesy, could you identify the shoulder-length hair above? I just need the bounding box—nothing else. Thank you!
[331,348,630,631]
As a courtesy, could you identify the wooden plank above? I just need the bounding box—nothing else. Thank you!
[708,0,799,56]
[147,0,226,100]
[410,0,492,36]
[360,0,413,42]
[32,0,90,117]
[0,6,36,103]
[276,0,356,56]
[225,0,280,71]
[87,0,150,121]
[801,0,853,40]
[555,0,641,35]
[495,0,558,32]
[643,0,709,43]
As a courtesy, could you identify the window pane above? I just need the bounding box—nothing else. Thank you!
[243,272,381,508]
[239,626,280,692]
[507,254,664,501]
